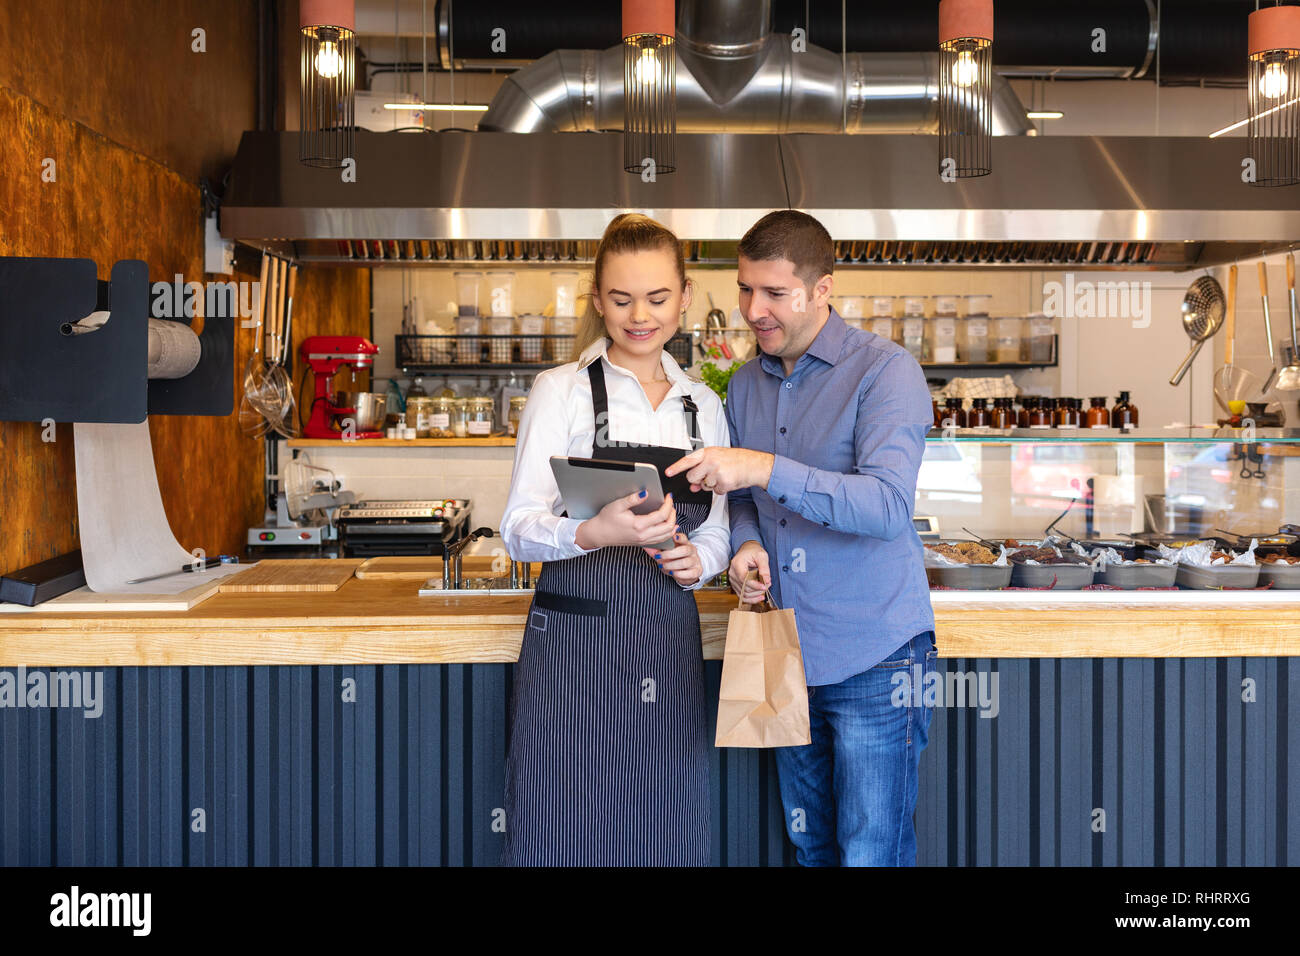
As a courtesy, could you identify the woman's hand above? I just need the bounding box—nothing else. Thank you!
[575,491,678,550]
[645,532,702,587]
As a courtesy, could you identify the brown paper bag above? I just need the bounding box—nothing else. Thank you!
[714,574,811,748]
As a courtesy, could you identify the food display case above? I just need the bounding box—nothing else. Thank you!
[916,428,1300,595]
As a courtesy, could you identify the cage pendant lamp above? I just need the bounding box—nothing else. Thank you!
[300,0,356,168]
[1248,4,1300,187]
[623,0,676,175]
[938,0,994,179]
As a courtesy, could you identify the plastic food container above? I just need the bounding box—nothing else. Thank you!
[870,295,895,317]
[927,315,958,363]
[837,295,865,319]
[486,271,515,317]
[901,295,929,317]
[455,315,482,364]
[1027,314,1054,363]
[1010,562,1095,589]
[1174,564,1261,590]
[1258,561,1300,589]
[454,271,482,316]
[933,295,960,317]
[959,315,990,363]
[926,565,1013,590]
[550,316,576,362]
[965,294,993,316]
[994,317,1024,363]
[517,314,546,363]
[551,271,580,317]
[868,316,896,340]
[1094,563,1179,589]
[900,317,925,361]
[487,315,515,363]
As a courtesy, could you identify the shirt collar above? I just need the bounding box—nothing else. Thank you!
[758,305,847,377]
[577,336,692,389]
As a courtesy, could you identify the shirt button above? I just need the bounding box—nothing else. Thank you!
[823,521,829,527]
[782,565,790,573]
[778,495,787,503]
[779,519,787,527]
[784,382,792,389]
[779,426,787,434]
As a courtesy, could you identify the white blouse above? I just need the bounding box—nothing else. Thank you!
[500,337,731,590]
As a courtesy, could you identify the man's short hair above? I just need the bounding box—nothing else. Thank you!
[737,210,834,289]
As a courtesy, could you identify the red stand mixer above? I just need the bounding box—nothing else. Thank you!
[300,335,385,439]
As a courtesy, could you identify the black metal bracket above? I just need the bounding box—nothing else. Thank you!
[0,256,233,422]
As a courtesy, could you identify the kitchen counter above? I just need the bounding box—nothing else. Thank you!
[3,560,1300,664]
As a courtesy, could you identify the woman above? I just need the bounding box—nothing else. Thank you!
[499,214,731,866]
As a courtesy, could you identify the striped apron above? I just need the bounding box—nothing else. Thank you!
[501,360,712,866]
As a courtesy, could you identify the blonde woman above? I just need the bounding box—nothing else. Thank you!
[499,214,730,866]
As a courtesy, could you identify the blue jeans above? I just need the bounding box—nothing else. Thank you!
[774,630,937,867]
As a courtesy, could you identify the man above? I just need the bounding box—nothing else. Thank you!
[666,210,937,866]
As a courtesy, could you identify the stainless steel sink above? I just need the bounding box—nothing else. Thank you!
[417,575,533,597]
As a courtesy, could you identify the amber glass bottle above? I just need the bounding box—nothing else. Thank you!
[1111,390,1139,428]
[1086,396,1109,428]
[1016,396,1033,428]
[943,397,967,428]
[967,397,991,427]
[1028,397,1053,428]
[990,396,1014,428]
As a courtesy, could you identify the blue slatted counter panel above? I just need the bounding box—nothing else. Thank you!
[1,659,1294,865]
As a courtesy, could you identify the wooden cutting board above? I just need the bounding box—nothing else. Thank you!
[218,559,364,592]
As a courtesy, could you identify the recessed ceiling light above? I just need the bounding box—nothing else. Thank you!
[1026,110,1064,119]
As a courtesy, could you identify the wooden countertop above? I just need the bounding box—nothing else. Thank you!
[3,559,1300,664]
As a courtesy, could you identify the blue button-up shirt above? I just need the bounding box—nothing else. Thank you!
[726,307,935,686]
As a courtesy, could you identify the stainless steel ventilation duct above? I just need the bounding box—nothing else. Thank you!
[479,0,1034,136]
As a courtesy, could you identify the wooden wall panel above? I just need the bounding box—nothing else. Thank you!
[0,7,371,581]
[0,0,259,183]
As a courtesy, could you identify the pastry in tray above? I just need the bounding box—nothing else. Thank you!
[927,541,997,565]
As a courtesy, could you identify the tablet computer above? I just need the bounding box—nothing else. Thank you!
[549,456,676,551]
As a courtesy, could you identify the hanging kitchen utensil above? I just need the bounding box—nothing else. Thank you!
[1213,264,1254,415]
[1259,261,1280,393]
[1168,275,1226,386]
[1276,254,1300,392]
[276,263,300,435]
[239,254,273,436]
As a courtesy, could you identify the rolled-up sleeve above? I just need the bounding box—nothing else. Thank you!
[679,388,731,590]
[767,354,931,540]
[499,372,599,563]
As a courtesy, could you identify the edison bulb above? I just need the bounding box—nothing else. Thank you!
[951,49,979,88]
[315,40,343,79]
[633,47,662,86]
[1260,61,1288,100]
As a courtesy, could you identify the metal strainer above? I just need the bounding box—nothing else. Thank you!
[1169,275,1226,386]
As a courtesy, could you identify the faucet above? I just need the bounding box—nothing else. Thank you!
[443,527,495,589]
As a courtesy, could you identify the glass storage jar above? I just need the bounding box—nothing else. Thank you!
[452,398,470,437]
[406,397,433,437]
[507,395,527,437]
[427,396,457,437]
[465,396,496,437]
[454,271,482,316]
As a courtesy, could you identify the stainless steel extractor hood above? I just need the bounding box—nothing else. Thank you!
[220,131,1300,270]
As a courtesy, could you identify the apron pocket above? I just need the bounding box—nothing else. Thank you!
[533,589,607,618]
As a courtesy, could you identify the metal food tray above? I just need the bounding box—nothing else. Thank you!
[1094,563,1179,589]
[1010,562,1095,590]
[1174,564,1261,590]
[1258,561,1300,590]
[926,564,1012,590]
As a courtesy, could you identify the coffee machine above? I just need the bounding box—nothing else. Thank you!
[300,335,385,440]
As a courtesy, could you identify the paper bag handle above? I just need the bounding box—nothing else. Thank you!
[736,569,779,611]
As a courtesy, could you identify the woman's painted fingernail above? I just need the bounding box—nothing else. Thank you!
[639,489,647,498]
